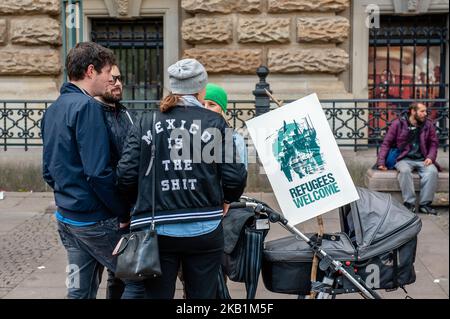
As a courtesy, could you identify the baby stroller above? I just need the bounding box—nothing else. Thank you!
[222,187,421,299]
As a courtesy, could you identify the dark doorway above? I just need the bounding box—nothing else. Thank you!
[91,18,164,104]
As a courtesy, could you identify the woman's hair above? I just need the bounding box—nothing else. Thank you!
[218,108,231,127]
[160,93,201,113]
[159,93,181,113]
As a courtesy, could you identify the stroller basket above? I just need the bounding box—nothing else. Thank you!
[224,187,421,299]
[262,232,356,295]
[262,187,421,295]
[262,233,418,294]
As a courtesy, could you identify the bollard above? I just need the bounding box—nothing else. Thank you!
[253,66,271,116]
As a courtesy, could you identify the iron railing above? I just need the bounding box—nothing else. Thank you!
[369,14,448,101]
[1,99,448,152]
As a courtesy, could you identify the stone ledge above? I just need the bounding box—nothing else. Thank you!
[0,77,59,99]
[365,168,449,206]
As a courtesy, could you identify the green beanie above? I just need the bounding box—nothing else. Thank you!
[204,83,228,112]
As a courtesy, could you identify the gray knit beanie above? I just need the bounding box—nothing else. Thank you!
[168,58,208,94]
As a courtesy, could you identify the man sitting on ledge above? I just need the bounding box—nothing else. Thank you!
[377,102,440,215]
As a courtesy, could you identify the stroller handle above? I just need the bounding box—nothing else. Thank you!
[229,200,381,299]
[229,202,247,209]
[229,201,288,225]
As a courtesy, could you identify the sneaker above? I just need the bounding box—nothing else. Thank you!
[403,202,416,213]
[418,205,437,215]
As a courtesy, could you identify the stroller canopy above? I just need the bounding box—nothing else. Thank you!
[341,187,422,260]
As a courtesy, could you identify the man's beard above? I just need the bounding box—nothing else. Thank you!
[414,113,426,124]
[102,90,122,104]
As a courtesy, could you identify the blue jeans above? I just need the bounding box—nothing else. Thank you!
[395,159,438,206]
[57,217,122,299]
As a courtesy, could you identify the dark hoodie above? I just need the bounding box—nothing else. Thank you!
[41,83,129,222]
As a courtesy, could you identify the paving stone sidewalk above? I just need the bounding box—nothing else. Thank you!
[0,192,448,299]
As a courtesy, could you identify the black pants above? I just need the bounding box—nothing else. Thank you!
[97,267,125,299]
[106,269,125,299]
[123,223,224,299]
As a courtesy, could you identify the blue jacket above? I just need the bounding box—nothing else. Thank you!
[41,83,129,222]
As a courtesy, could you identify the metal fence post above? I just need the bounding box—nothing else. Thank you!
[253,66,271,116]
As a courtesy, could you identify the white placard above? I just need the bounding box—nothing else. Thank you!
[246,93,359,226]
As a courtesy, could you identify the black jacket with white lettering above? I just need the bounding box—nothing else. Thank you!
[116,105,247,229]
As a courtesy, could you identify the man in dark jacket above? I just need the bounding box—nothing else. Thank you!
[95,65,135,169]
[41,42,130,298]
[377,103,439,215]
[94,64,134,299]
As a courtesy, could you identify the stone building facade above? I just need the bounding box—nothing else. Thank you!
[0,0,62,100]
[0,0,448,182]
[181,0,351,99]
[0,0,448,101]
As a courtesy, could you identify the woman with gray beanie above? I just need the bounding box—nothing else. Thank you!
[117,58,247,299]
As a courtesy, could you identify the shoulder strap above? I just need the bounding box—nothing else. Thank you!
[151,111,156,230]
[144,111,157,229]
[145,111,156,177]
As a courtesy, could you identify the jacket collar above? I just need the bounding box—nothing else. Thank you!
[97,100,126,113]
[60,82,91,96]
[400,115,429,130]
[179,95,204,109]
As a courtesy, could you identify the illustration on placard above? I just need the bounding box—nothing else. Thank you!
[270,116,325,182]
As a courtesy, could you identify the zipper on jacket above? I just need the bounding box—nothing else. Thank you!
[113,111,121,152]
[125,110,134,125]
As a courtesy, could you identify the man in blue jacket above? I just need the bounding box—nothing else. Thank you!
[41,42,129,299]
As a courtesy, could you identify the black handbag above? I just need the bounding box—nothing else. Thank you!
[114,111,162,280]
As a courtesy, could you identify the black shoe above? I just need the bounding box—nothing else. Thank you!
[404,202,416,213]
[419,205,437,215]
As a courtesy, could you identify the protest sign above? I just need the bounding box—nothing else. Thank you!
[246,93,359,225]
